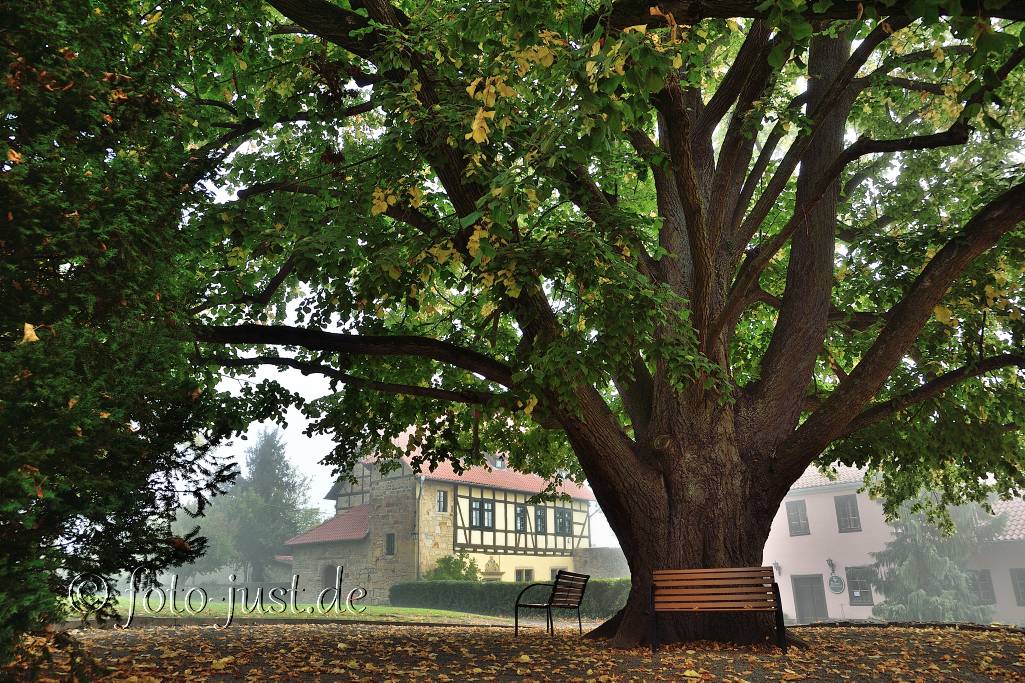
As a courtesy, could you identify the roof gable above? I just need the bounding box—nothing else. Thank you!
[284,504,369,546]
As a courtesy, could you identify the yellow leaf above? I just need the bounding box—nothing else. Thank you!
[370,188,390,216]
[211,656,234,671]
[535,45,555,67]
[481,301,497,317]
[408,186,424,208]
[494,77,515,98]
[67,397,78,409]
[933,304,957,326]
[465,76,482,98]
[984,284,997,305]
[467,225,488,258]
[465,108,495,144]
[7,148,23,164]
[672,53,683,69]
[683,670,701,679]
[22,323,39,343]
[99,411,111,419]
[517,653,532,663]
[238,59,248,71]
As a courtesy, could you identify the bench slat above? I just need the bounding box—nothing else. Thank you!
[654,567,770,575]
[656,587,773,596]
[654,578,774,588]
[660,586,770,598]
[654,604,778,612]
[654,570,772,580]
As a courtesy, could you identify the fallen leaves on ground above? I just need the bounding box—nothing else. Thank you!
[4,623,1025,681]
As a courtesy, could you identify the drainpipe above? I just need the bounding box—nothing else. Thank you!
[415,475,424,580]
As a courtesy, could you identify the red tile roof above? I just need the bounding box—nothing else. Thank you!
[791,465,866,491]
[993,498,1025,541]
[395,455,595,501]
[284,504,369,546]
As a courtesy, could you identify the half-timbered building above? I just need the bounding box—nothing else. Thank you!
[285,452,595,603]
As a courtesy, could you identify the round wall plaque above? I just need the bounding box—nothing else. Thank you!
[828,574,846,593]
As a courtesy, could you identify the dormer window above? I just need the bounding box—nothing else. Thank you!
[493,454,507,469]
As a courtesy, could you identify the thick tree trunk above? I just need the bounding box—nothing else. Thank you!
[581,419,781,647]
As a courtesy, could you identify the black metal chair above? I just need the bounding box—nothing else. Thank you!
[514,570,590,636]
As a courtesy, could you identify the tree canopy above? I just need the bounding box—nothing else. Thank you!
[180,0,1025,508]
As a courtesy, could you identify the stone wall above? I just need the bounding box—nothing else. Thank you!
[290,537,371,607]
[571,546,630,579]
[417,479,456,577]
[366,474,417,603]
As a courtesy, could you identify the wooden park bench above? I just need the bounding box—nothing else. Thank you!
[514,570,590,636]
[650,566,787,654]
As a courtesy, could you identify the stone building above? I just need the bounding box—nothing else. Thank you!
[285,453,595,603]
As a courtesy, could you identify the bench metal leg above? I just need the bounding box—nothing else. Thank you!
[514,604,519,637]
[649,586,659,662]
[577,607,582,634]
[547,606,552,635]
[772,583,787,653]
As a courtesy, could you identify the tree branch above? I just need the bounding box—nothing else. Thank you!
[197,324,515,388]
[214,355,505,405]
[774,180,1025,486]
[842,353,1025,436]
[694,21,772,140]
[266,0,378,59]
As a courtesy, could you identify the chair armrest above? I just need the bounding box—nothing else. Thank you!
[515,582,554,605]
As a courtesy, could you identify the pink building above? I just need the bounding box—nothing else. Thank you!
[762,466,1025,626]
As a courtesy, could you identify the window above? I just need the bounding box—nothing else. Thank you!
[845,566,874,606]
[834,494,862,533]
[471,499,494,529]
[385,533,395,556]
[514,504,528,532]
[967,569,996,605]
[494,455,507,469]
[482,500,495,529]
[1011,568,1025,606]
[786,500,810,536]
[555,508,573,536]
[436,490,448,513]
[515,568,534,582]
[551,568,566,580]
[535,506,547,534]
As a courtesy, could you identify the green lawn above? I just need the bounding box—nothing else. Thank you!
[99,597,509,625]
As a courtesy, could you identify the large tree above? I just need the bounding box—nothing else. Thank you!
[232,428,320,581]
[19,0,1025,647]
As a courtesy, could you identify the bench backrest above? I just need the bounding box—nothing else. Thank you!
[550,570,589,607]
[652,567,777,612]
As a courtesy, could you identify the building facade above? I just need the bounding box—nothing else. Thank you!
[763,466,1025,626]
[285,454,595,603]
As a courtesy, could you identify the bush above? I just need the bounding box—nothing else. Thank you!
[423,553,481,581]
[390,578,630,619]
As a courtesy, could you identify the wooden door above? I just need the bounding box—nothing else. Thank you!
[791,574,829,623]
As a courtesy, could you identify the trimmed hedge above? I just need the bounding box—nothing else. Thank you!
[389,578,630,619]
